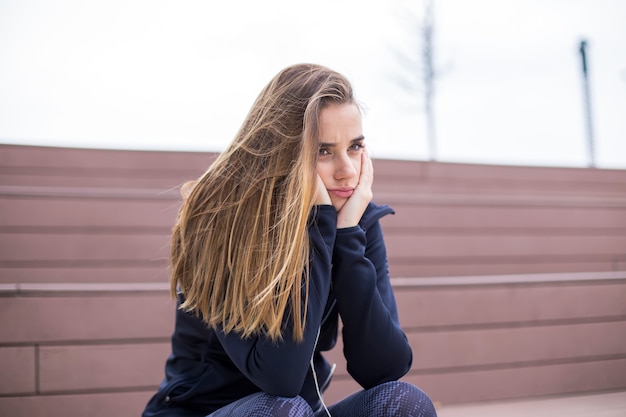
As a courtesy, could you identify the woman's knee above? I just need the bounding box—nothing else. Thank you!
[267,395,314,417]
[208,392,314,417]
[369,381,437,417]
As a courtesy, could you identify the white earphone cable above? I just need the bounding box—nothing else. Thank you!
[311,327,332,417]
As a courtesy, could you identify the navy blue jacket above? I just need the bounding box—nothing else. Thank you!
[143,203,412,416]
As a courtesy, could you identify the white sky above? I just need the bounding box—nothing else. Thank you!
[0,0,624,168]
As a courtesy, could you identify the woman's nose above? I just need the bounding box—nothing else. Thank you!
[334,154,357,180]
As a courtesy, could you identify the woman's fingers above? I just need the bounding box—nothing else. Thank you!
[336,149,373,228]
[359,148,374,196]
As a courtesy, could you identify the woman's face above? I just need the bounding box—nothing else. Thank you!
[316,102,364,212]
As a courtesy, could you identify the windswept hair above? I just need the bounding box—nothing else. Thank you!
[170,64,355,342]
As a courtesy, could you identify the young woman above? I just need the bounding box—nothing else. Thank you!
[143,63,437,417]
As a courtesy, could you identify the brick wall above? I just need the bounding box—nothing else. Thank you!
[1,144,625,416]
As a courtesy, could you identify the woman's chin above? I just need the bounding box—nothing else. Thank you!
[330,197,347,212]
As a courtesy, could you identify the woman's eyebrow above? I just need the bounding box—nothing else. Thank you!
[319,136,365,147]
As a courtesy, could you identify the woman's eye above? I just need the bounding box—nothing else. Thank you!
[349,142,364,151]
[318,147,330,156]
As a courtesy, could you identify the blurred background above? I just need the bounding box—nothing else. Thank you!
[1,2,626,416]
[1,0,625,168]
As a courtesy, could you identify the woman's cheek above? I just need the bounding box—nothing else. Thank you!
[316,162,332,188]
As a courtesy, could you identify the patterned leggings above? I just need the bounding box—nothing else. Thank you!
[206,381,437,417]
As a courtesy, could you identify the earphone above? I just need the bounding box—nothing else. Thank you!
[311,327,333,417]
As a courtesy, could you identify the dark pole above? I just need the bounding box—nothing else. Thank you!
[423,0,436,161]
[579,39,596,168]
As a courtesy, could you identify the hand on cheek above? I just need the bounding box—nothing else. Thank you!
[315,174,332,206]
[336,149,373,229]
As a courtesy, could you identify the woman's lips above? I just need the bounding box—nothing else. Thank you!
[329,188,354,198]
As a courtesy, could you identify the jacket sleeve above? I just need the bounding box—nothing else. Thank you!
[214,205,336,397]
[331,210,412,389]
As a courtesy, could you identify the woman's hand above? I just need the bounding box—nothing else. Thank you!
[336,149,373,228]
[315,174,332,206]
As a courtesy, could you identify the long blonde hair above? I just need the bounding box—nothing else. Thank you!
[170,64,354,342]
